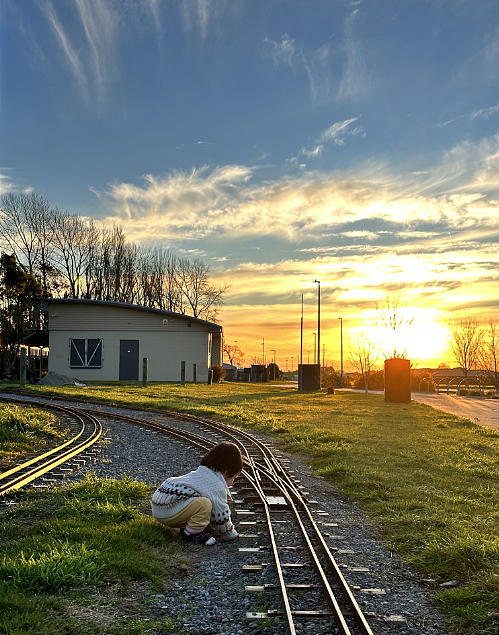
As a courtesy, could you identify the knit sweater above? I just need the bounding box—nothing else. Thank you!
[151,466,236,535]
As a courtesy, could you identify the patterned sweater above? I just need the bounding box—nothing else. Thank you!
[151,466,236,535]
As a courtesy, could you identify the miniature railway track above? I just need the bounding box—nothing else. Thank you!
[1,393,378,634]
[0,397,103,496]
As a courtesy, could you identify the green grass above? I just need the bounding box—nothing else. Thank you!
[0,403,66,469]
[0,475,185,635]
[5,381,499,632]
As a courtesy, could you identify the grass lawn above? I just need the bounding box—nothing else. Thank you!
[0,402,67,471]
[3,381,499,633]
[0,475,185,635]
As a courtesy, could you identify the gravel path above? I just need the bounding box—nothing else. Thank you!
[5,394,454,635]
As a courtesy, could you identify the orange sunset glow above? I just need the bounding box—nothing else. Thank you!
[3,3,499,372]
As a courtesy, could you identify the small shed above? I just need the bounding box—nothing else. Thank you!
[45,299,222,383]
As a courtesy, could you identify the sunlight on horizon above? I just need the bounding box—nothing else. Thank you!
[221,304,454,370]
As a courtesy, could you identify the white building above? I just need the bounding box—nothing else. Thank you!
[45,299,222,382]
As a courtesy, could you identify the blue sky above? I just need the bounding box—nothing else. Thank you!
[2,0,499,367]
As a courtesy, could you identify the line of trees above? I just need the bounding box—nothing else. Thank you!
[0,192,227,322]
[447,316,498,388]
[346,296,499,394]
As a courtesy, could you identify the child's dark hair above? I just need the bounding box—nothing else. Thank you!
[201,442,243,478]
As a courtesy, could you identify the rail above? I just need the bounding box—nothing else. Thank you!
[1,392,379,633]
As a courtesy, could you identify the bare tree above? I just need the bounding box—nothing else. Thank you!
[0,192,56,290]
[162,251,183,312]
[347,332,379,396]
[106,226,138,303]
[224,343,245,366]
[51,211,99,297]
[0,195,228,320]
[137,248,182,311]
[373,294,419,361]
[178,258,228,322]
[477,320,499,389]
[447,315,484,376]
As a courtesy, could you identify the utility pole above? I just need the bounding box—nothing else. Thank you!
[338,317,343,386]
[300,294,304,390]
[314,280,321,365]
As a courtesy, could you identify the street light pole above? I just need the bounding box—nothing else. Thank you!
[300,293,304,391]
[271,349,276,380]
[313,280,320,365]
[338,317,343,386]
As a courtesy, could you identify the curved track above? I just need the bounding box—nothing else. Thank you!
[0,394,377,634]
[0,398,103,496]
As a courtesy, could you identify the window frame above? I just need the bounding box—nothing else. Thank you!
[69,338,103,368]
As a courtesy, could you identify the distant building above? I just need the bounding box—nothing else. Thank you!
[222,363,267,382]
[44,299,222,382]
[222,362,237,381]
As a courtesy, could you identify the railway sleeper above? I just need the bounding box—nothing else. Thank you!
[246,609,341,619]
[242,563,314,571]
[245,583,335,591]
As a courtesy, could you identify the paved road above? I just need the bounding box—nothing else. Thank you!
[275,384,499,431]
[411,393,499,430]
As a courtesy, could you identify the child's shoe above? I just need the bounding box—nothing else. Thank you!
[181,529,216,546]
[216,528,238,542]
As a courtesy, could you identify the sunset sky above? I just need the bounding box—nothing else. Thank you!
[2,1,499,369]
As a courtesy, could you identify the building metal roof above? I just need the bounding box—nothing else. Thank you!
[43,298,223,331]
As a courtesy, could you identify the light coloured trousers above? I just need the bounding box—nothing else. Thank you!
[155,497,212,530]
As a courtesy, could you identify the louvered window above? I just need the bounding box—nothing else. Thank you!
[69,339,103,368]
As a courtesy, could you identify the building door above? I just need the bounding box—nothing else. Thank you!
[119,340,139,380]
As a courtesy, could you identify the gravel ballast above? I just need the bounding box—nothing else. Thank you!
[4,393,454,635]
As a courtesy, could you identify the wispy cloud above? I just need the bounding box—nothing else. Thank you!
[268,8,368,104]
[37,0,119,106]
[436,101,499,128]
[263,34,296,70]
[340,230,379,240]
[74,0,117,87]
[452,26,499,90]
[288,117,364,165]
[302,42,335,104]
[179,0,233,42]
[217,243,499,324]
[435,119,456,128]
[98,164,255,241]
[40,1,88,92]
[95,133,499,246]
[148,0,163,34]
[337,9,367,99]
[482,27,499,84]
[302,145,324,159]
[0,169,19,195]
[319,117,363,144]
[471,102,499,119]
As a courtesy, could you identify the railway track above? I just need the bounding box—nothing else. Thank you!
[0,397,103,496]
[0,393,386,634]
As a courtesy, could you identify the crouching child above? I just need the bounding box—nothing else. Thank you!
[151,441,243,546]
